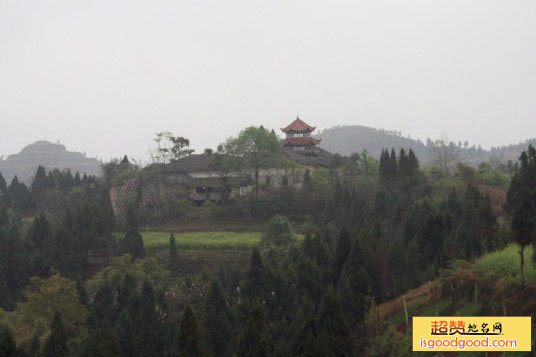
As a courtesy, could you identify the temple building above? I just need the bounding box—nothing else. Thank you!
[111,116,335,210]
[281,116,321,151]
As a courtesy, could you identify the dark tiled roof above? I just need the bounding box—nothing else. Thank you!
[281,117,316,133]
[185,176,252,188]
[169,154,219,172]
[284,147,333,168]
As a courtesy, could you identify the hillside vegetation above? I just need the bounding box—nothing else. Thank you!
[318,124,536,167]
[368,243,536,355]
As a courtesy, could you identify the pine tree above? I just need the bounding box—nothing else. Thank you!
[117,309,134,356]
[511,199,535,288]
[43,313,69,357]
[76,280,90,308]
[121,206,145,259]
[98,188,115,237]
[168,234,179,274]
[27,213,53,277]
[506,145,536,276]
[291,317,318,356]
[0,324,19,356]
[73,172,82,187]
[30,334,40,356]
[133,281,162,356]
[315,290,355,356]
[379,149,389,179]
[339,240,370,327]
[399,148,408,177]
[92,283,116,327]
[117,273,136,309]
[332,228,351,283]
[86,328,120,357]
[31,165,48,198]
[0,172,7,206]
[408,148,419,174]
[389,148,398,179]
[238,299,271,357]
[176,305,204,356]
[7,176,32,213]
[243,249,268,301]
[204,281,233,356]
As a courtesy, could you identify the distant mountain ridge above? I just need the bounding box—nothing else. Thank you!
[0,141,101,183]
[317,125,536,166]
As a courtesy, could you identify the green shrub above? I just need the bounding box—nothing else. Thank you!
[260,215,295,247]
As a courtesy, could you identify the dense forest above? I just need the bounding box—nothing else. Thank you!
[0,127,535,356]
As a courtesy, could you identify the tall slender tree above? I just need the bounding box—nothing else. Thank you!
[204,281,234,356]
[168,234,179,275]
[43,313,69,357]
[176,305,203,356]
[120,206,145,259]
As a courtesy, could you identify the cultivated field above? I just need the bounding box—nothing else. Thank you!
[141,231,262,250]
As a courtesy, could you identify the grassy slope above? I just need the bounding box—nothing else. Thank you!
[474,244,536,284]
[369,243,536,354]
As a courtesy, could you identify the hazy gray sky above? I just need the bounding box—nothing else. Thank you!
[1,0,535,162]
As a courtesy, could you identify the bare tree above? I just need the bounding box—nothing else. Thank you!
[147,132,195,218]
[432,134,459,172]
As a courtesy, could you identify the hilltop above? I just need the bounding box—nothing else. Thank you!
[317,125,536,166]
[0,140,101,183]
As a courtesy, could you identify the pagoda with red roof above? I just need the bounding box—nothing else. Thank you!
[281,116,321,151]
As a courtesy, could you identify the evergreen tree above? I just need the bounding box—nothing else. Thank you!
[120,205,145,259]
[76,280,90,308]
[0,172,7,206]
[43,313,69,357]
[133,281,162,356]
[27,213,53,277]
[506,145,536,275]
[168,234,179,275]
[399,148,408,177]
[339,239,371,327]
[332,228,351,283]
[389,148,398,179]
[117,274,136,309]
[31,165,48,197]
[379,149,389,179]
[408,148,419,174]
[86,328,120,357]
[204,281,233,356]
[0,324,20,357]
[511,199,535,288]
[92,283,116,327]
[176,305,204,356]
[238,299,271,357]
[117,309,134,356]
[243,249,268,301]
[7,176,32,213]
[73,172,82,187]
[29,334,40,356]
[97,188,115,238]
[315,290,355,356]
[291,317,318,356]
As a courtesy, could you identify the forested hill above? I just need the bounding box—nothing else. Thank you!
[0,140,101,183]
[318,125,430,162]
[317,125,536,166]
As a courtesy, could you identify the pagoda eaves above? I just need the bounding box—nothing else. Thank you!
[281,116,316,133]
